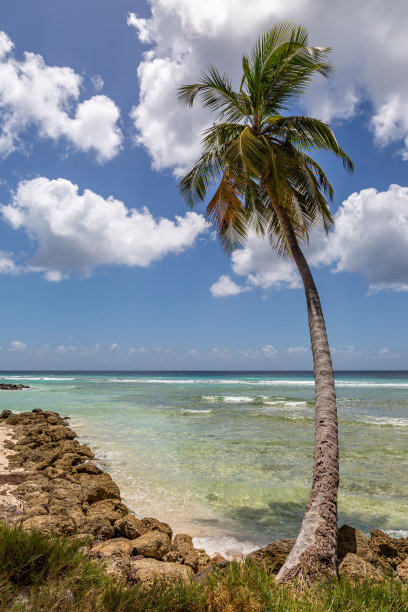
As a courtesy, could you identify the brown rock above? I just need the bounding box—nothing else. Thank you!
[162,533,200,570]
[211,554,227,565]
[246,539,295,573]
[21,515,76,536]
[338,553,384,581]
[76,516,114,540]
[128,558,193,588]
[140,517,173,539]
[195,548,211,571]
[114,514,147,539]
[53,453,83,471]
[91,538,133,558]
[396,558,408,581]
[75,462,102,475]
[132,531,171,560]
[369,529,408,568]
[86,499,129,524]
[193,562,228,584]
[70,473,121,503]
[103,556,131,580]
[337,525,393,575]
[23,505,48,518]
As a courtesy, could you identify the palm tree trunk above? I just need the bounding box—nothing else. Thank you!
[273,204,339,583]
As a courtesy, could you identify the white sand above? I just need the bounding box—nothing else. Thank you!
[0,422,25,514]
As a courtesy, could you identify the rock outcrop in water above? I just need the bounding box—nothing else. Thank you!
[0,409,407,586]
[0,409,224,587]
[247,524,408,582]
[0,384,30,391]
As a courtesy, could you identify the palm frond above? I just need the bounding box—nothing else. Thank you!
[265,115,353,171]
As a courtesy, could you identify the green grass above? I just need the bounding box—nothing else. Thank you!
[0,523,407,611]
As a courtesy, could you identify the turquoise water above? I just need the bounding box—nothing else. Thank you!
[1,371,407,556]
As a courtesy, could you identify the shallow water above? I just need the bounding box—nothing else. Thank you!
[1,370,407,557]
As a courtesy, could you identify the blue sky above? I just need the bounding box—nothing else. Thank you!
[0,0,407,370]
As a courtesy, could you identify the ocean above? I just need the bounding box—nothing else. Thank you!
[1,370,407,557]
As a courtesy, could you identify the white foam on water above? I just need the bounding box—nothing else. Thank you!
[223,396,253,403]
[264,400,308,407]
[363,417,408,427]
[385,530,408,538]
[183,409,212,414]
[1,376,74,381]
[192,535,260,559]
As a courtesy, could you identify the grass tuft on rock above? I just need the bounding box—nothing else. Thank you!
[0,523,407,611]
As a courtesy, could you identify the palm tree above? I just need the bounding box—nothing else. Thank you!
[177,23,353,582]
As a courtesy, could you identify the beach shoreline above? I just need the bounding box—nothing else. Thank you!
[1,408,408,588]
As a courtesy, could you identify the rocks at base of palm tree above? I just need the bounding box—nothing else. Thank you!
[114,514,148,539]
[396,558,408,581]
[338,553,385,581]
[128,558,193,588]
[132,531,171,560]
[337,525,393,575]
[246,539,296,574]
[368,529,408,568]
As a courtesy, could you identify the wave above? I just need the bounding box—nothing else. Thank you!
[105,377,408,388]
[183,409,212,414]
[363,417,408,427]
[385,530,408,538]
[202,395,309,408]
[1,376,76,381]
[192,535,260,559]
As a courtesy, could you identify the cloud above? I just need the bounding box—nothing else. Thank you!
[128,347,147,356]
[128,0,408,172]
[91,74,104,91]
[1,177,209,280]
[9,340,27,352]
[212,184,408,295]
[232,233,301,290]
[261,344,278,358]
[0,31,122,162]
[318,184,408,293]
[0,251,18,275]
[210,274,250,297]
[288,346,308,354]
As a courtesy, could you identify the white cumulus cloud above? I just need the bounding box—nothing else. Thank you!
[0,31,122,162]
[210,274,250,297]
[211,184,408,295]
[314,184,408,292]
[128,0,408,171]
[0,177,209,280]
[0,251,18,275]
[9,340,27,352]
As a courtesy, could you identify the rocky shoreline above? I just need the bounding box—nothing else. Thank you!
[0,409,407,586]
[0,409,225,587]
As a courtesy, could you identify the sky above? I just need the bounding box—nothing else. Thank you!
[0,0,407,370]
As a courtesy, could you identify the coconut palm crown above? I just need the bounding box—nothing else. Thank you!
[177,22,353,582]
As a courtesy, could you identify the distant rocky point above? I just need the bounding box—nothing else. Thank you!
[0,383,30,391]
